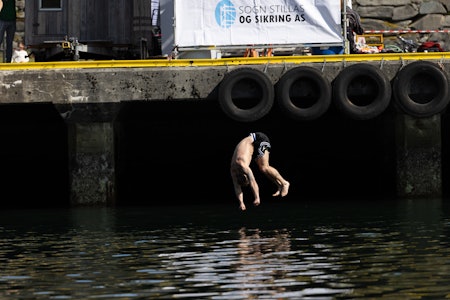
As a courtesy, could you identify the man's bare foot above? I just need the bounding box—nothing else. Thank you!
[273,181,290,197]
[253,199,260,206]
[281,181,290,197]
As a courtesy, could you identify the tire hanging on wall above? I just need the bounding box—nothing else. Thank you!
[332,63,391,120]
[393,61,450,118]
[275,66,332,121]
[218,67,274,122]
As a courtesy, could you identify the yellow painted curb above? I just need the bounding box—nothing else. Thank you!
[0,52,449,70]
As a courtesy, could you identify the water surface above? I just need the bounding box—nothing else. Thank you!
[1,198,449,299]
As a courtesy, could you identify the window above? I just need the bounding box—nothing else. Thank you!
[40,0,62,10]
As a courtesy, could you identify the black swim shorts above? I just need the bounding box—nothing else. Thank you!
[250,132,271,159]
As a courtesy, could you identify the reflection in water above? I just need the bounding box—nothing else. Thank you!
[235,228,302,298]
[0,199,450,299]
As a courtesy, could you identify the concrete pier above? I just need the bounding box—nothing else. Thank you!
[62,103,121,206]
[68,122,115,205]
[0,55,449,206]
[396,115,442,198]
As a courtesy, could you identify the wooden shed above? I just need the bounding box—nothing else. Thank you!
[25,0,159,61]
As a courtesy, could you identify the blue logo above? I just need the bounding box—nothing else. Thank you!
[215,0,237,28]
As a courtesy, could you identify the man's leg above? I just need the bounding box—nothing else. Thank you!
[5,22,16,63]
[256,153,290,197]
[0,21,6,62]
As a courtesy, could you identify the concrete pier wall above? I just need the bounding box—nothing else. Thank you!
[68,122,115,206]
[396,115,442,198]
[0,58,448,206]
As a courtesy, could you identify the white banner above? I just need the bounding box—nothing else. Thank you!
[174,0,343,47]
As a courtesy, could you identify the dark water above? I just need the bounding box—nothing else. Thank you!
[1,198,450,299]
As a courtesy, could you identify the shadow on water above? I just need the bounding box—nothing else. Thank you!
[1,197,448,231]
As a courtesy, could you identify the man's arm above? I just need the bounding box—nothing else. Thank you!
[231,174,246,210]
[244,166,260,206]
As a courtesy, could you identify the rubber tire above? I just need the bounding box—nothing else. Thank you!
[276,66,331,121]
[333,63,391,120]
[218,68,274,122]
[393,61,450,118]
